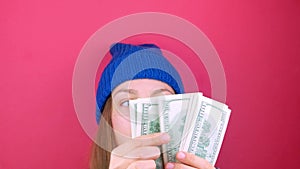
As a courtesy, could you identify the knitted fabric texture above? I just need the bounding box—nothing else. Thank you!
[96,43,184,123]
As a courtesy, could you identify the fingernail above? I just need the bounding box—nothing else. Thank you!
[165,163,174,169]
[161,133,170,143]
[177,151,186,159]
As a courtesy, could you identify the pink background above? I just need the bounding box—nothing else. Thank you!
[1,0,300,169]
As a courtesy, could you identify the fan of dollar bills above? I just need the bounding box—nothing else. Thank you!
[129,92,231,168]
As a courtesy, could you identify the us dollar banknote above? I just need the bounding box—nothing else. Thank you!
[129,92,231,167]
[129,96,164,169]
[180,96,231,165]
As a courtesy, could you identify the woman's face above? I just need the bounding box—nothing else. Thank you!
[111,79,175,145]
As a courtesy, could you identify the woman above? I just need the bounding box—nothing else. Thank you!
[90,43,216,169]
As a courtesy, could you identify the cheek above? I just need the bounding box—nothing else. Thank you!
[111,111,131,137]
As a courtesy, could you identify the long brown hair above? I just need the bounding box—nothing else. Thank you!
[90,96,116,169]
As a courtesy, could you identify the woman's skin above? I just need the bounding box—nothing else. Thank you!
[109,79,215,169]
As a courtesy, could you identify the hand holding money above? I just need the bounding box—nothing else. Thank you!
[109,133,170,169]
[129,92,231,168]
[165,151,215,169]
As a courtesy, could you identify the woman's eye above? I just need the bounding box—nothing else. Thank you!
[120,100,129,107]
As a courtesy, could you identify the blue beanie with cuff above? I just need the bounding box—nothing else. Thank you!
[96,43,184,123]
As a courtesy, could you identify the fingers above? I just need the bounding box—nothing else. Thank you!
[134,132,170,146]
[124,146,160,159]
[166,151,214,169]
[127,160,156,169]
[110,147,159,168]
[110,133,170,168]
[165,162,196,169]
[112,132,170,157]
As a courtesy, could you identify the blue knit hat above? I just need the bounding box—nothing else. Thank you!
[96,43,184,123]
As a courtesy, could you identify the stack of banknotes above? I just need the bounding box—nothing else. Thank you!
[129,92,231,168]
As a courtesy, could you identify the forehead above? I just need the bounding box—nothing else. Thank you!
[112,79,174,94]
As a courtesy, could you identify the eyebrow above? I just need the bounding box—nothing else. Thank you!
[151,88,175,96]
[113,89,138,97]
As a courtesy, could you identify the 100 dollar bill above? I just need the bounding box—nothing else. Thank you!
[159,93,202,164]
[129,97,162,169]
[180,96,231,165]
